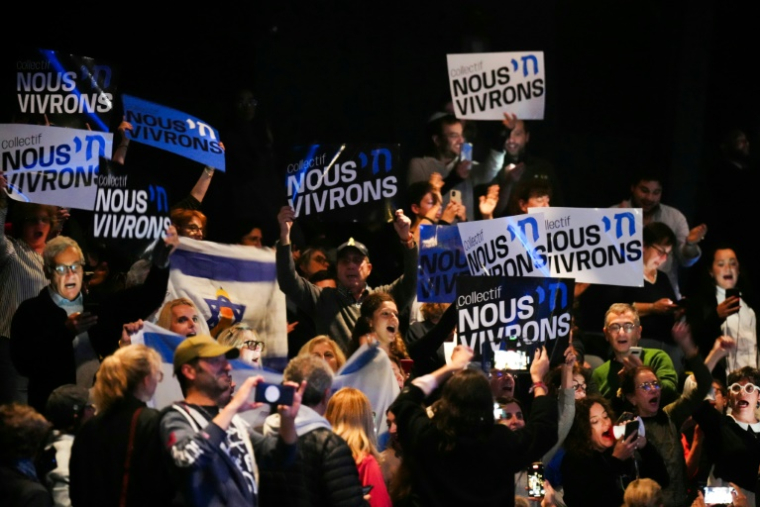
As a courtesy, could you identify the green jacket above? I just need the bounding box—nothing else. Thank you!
[591,348,679,406]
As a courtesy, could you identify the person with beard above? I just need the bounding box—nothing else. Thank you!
[479,113,564,218]
[692,366,760,505]
[160,335,306,507]
[613,170,707,299]
[407,113,500,222]
[617,321,715,507]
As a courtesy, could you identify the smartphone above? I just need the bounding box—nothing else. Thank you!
[629,347,643,359]
[527,462,545,499]
[450,189,462,205]
[461,142,473,162]
[625,420,639,439]
[254,382,295,405]
[726,288,741,300]
[703,486,734,504]
[494,402,506,420]
[362,485,374,495]
[400,358,414,375]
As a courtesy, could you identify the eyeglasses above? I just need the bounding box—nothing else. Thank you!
[728,383,760,395]
[650,244,671,258]
[243,340,265,351]
[637,381,661,392]
[53,263,83,275]
[607,323,636,333]
[572,382,587,392]
[312,255,329,266]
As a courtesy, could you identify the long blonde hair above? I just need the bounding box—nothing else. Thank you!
[92,345,162,412]
[325,387,379,464]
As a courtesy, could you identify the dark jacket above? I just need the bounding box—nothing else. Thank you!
[10,266,168,412]
[394,384,558,507]
[69,395,175,507]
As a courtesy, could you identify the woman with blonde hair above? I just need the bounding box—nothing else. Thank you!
[622,478,664,507]
[217,322,265,367]
[299,335,346,373]
[69,345,174,506]
[326,387,392,507]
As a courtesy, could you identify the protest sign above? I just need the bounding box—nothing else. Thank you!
[12,49,118,131]
[1,124,112,210]
[457,275,574,367]
[285,144,400,223]
[417,224,469,303]
[121,95,225,170]
[92,159,172,256]
[529,207,643,287]
[447,51,545,120]
[456,212,549,278]
[166,238,288,370]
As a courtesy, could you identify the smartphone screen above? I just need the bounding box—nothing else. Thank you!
[461,142,473,162]
[703,487,734,504]
[527,462,544,498]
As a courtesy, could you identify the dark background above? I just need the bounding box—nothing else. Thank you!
[1,1,756,225]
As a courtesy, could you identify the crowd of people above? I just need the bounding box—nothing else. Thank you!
[1,95,760,507]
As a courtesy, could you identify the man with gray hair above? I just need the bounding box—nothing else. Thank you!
[263,354,365,507]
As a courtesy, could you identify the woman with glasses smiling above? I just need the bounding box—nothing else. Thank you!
[692,366,760,504]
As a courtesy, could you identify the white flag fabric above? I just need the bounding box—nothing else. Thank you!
[165,238,288,370]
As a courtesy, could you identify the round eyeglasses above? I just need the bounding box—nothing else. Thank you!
[637,381,661,392]
[728,383,759,395]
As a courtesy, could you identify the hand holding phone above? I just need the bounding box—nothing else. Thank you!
[527,462,545,499]
[254,382,295,406]
[449,189,462,205]
[461,142,473,162]
[703,486,735,504]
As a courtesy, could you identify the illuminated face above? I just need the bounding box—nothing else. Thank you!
[643,242,672,272]
[412,192,442,222]
[170,305,200,337]
[728,378,760,418]
[336,249,372,293]
[371,301,400,347]
[240,227,263,248]
[627,370,661,417]
[179,216,204,240]
[498,402,525,431]
[630,180,662,214]
[604,311,641,355]
[505,120,530,158]
[22,214,52,250]
[436,122,464,158]
[194,355,233,406]
[589,402,615,451]
[490,369,516,398]
[519,194,550,213]
[50,246,84,301]
[572,374,587,400]
[711,249,739,290]
[311,341,339,372]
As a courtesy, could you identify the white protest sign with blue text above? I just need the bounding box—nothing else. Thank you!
[528,207,643,287]
[447,51,545,120]
[1,124,112,210]
[122,95,225,171]
[456,213,549,278]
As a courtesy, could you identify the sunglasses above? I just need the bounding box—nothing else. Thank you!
[728,383,760,395]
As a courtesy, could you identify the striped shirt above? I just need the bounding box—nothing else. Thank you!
[0,204,48,338]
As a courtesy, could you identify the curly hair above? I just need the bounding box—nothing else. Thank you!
[432,368,494,454]
[727,366,760,386]
[564,395,616,459]
[619,365,657,400]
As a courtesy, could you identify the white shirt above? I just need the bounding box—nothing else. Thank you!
[717,286,758,371]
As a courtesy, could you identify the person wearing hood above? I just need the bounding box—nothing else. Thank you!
[263,354,365,507]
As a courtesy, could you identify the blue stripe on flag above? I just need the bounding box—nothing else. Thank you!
[171,249,276,282]
[339,347,380,375]
[144,332,185,363]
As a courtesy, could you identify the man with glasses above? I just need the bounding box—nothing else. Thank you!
[10,235,173,412]
[408,113,500,222]
[613,170,707,299]
[591,303,679,412]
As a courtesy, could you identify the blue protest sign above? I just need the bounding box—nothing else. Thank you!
[417,224,470,303]
[121,95,225,171]
[457,275,574,368]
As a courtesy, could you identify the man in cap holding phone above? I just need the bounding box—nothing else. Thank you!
[160,335,306,506]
